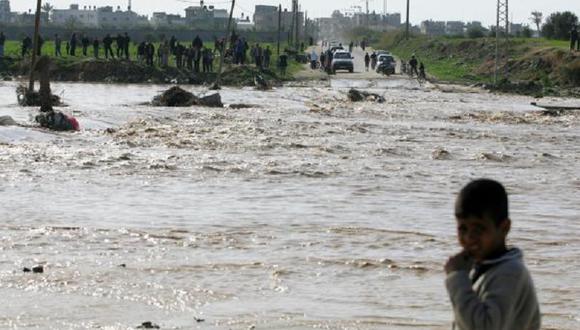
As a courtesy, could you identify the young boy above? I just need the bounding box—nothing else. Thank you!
[445,179,541,330]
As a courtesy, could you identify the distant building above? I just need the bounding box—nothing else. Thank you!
[97,6,148,28]
[253,5,304,36]
[184,0,228,29]
[509,23,524,35]
[421,20,446,36]
[51,4,147,28]
[384,13,401,27]
[52,4,99,27]
[151,12,188,28]
[253,5,277,31]
[0,0,11,23]
[446,21,465,36]
[466,21,483,30]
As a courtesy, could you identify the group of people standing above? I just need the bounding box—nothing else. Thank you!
[3,30,292,77]
[364,52,379,71]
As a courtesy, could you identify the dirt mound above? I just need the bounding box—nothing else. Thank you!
[221,66,280,87]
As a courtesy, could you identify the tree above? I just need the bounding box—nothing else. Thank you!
[530,11,543,36]
[64,16,82,31]
[542,11,578,40]
[467,26,485,38]
[41,2,53,15]
[522,26,533,38]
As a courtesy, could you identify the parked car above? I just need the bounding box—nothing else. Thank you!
[331,51,354,73]
[376,54,396,75]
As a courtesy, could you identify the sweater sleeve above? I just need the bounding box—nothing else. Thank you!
[446,270,520,330]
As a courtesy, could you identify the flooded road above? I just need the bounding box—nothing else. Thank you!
[0,78,579,329]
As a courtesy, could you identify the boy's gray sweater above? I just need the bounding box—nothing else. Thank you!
[446,248,541,330]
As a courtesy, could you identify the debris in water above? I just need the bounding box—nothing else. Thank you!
[476,152,512,162]
[137,321,160,329]
[347,89,385,103]
[0,116,18,126]
[431,148,451,160]
[151,86,223,108]
[254,73,271,90]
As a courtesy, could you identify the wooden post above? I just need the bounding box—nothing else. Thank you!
[28,0,42,91]
[277,4,282,56]
[212,0,235,90]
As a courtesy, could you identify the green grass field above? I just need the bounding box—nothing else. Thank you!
[379,35,571,83]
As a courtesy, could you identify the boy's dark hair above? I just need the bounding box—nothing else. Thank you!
[455,179,509,225]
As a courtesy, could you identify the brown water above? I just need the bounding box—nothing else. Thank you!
[0,79,579,329]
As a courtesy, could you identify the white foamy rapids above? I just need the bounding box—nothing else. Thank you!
[0,80,579,329]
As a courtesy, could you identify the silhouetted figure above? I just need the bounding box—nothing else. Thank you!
[70,33,77,56]
[54,34,62,57]
[103,34,114,59]
[93,38,100,59]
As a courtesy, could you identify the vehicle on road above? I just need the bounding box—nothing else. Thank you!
[376,54,396,75]
[331,51,354,73]
[330,45,345,53]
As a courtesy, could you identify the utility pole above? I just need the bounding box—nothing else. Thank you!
[212,0,235,90]
[28,0,42,92]
[494,0,509,85]
[405,0,410,40]
[295,1,300,51]
[366,0,369,26]
[383,0,387,15]
[277,4,282,56]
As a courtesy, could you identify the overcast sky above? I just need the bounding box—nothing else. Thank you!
[11,0,580,27]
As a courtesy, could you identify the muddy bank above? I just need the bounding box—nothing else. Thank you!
[3,57,286,87]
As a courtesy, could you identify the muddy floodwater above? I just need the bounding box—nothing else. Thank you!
[0,78,579,330]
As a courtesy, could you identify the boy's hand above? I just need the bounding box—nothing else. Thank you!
[445,251,474,274]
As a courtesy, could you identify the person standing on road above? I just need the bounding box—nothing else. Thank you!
[370,51,377,70]
[571,26,579,52]
[310,49,319,70]
[364,52,370,72]
[409,55,419,76]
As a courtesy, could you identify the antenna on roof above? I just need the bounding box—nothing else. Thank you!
[128,0,132,11]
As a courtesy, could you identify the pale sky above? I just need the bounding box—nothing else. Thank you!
[10,0,580,27]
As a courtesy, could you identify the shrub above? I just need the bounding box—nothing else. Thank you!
[542,11,578,40]
[560,59,580,86]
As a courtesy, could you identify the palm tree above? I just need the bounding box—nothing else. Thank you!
[530,11,543,37]
[41,2,54,19]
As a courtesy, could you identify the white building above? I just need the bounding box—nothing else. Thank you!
[0,0,11,23]
[51,4,147,28]
[446,21,465,36]
[52,4,99,27]
[97,6,148,28]
[421,20,446,36]
[151,12,188,28]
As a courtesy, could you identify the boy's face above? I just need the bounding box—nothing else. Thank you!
[456,216,510,262]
